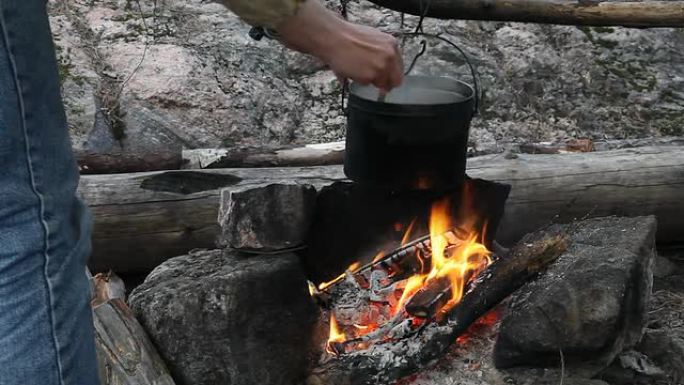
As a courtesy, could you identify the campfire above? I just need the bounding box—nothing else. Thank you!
[96,145,677,385]
[311,195,495,356]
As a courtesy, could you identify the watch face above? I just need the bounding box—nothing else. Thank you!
[249,27,266,41]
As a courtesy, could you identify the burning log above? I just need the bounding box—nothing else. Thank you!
[307,229,568,385]
[404,276,452,318]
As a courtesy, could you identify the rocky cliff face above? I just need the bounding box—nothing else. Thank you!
[49,0,684,155]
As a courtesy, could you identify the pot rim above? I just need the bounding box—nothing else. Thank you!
[349,75,475,108]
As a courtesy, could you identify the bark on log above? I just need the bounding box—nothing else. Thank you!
[307,229,569,385]
[182,138,684,170]
[77,150,183,174]
[91,274,176,385]
[80,146,684,273]
[473,146,684,246]
[182,141,345,169]
[365,0,684,27]
[94,299,177,385]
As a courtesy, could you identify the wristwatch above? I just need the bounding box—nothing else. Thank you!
[247,0,306,41]
[249,26,281,41]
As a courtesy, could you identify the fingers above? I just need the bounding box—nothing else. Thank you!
[372,38,404,94]
[323,22,404,94]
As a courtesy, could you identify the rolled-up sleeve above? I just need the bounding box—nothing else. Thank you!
[220,0,306,29]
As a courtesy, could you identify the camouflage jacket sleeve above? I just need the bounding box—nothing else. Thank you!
[220,0,307,29]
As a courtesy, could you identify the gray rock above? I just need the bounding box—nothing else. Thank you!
[494,216,657,373]
[653,250,684,293]
[653,255,683,279]
[128,249,319,385]
[49,0,684,156]
[637,290,684,383]
[218,183,316,251]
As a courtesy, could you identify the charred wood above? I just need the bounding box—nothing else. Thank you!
[404,276,451,319]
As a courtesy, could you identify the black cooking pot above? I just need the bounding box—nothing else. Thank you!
[344,36,479,190]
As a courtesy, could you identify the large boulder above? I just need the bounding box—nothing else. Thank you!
[494,216,657,373]
[48,0,684,155]
[128,249,320,385]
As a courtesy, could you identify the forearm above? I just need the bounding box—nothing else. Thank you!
[218,0,403,92]
[219,0,306,29]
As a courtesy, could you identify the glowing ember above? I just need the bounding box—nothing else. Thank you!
[326,314,346,354]
[456,309,501,346]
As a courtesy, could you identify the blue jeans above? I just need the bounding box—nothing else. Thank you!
[0,0,99,384]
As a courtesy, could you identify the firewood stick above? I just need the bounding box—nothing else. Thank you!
[405,261,488,319]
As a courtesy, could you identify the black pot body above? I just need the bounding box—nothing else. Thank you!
[345,75,475,190]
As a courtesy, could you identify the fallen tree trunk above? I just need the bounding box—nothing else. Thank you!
[365,0,684,27]
[80,146,684,273]
[76,150,183,174]
[307,229,568,385]
[182,141,345,169]
[182,137,684,169]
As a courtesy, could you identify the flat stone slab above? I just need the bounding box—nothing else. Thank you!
[129,249,319,385]
[494,216,657,372]
[218,183,316,251]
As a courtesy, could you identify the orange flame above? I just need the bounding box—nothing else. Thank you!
[394,198,492,315]
[394,274,427,315]
[323,184,494,350]
[326,313,346,354]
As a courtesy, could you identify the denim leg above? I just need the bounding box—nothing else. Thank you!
[0,0,99,384]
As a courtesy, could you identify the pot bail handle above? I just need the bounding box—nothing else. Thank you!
[399,32,481,117]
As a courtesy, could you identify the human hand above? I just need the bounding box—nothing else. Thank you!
[277,0,403,93]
